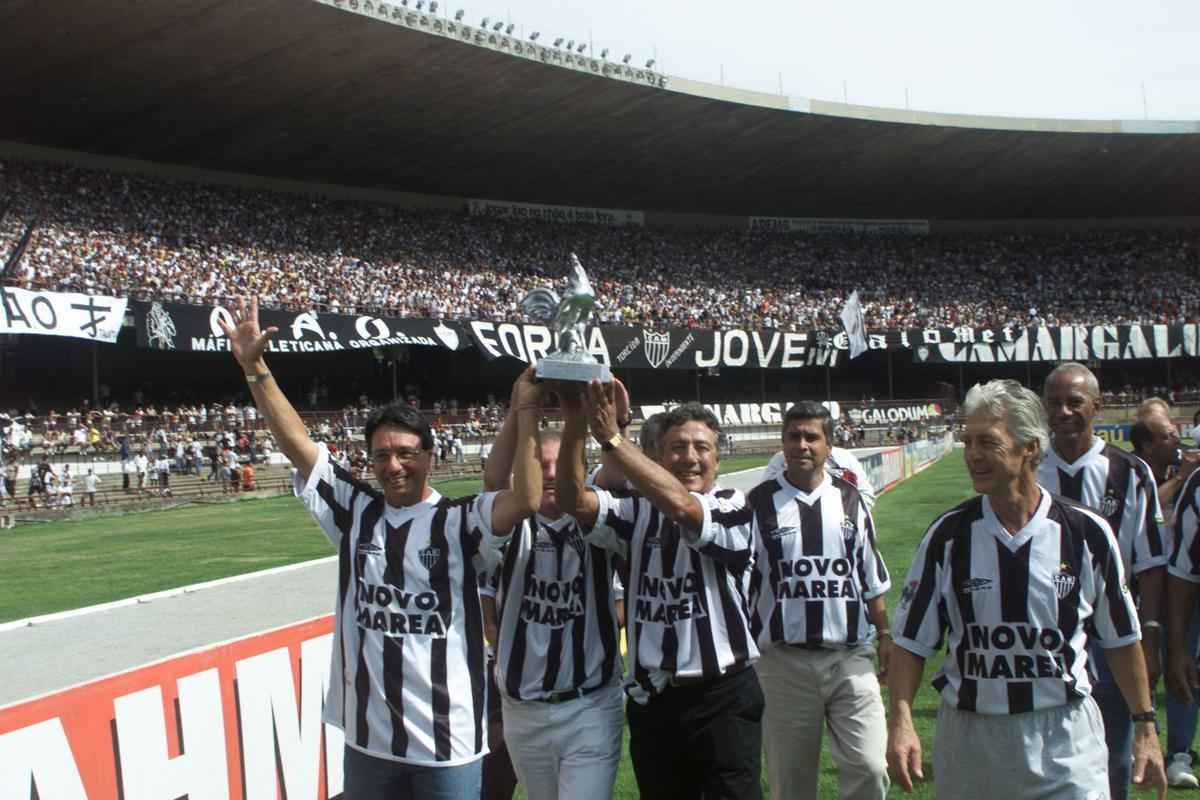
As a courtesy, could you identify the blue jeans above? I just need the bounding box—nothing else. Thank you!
[1166,616,1200,756]
[1089,642,1132,800]
[343,745,482,800]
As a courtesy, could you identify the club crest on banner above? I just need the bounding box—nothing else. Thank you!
[434,322,460,350]
[643,330,671,368]
[145,302,177,350]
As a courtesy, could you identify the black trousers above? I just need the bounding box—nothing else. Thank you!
[628,665,764,800]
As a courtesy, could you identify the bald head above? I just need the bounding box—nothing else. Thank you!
[1043,362,1100,402]
[1137,397,1170,422]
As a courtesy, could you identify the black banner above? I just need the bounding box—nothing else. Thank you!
[466,321,840,370]
[132,301,472,354]
[130,301,1200,367]
[907,324,1200,364]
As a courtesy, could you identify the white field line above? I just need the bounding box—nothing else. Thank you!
[0,556,336,633]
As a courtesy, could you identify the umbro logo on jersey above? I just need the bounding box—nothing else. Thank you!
[1099,492,1120,518]
[769,526,800,539]
[841,518,857,536]
[961,577,994,593]
[357,542,383,556]
[419,544,442,571]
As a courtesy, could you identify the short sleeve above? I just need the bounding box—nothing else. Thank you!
[1169,472,1200,583]
[856,505,891,600]
[588,488,637,558]
[1086,511,1142,649]
[1129,456,1168,575]
[892,515,953,659]
[294,443,372,547]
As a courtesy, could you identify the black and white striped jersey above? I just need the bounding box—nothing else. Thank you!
[764,447,877,510]
[479,512,624,701]
[1037,436,1166,579]
[588,485,758,703]
[892,489,1140,715]
[1167,469,1200,582]
[747,473,890,650]
[296,445,506,766]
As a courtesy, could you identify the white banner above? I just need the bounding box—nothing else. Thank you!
[748,217,929,236]
[0,288,127,343]
[468,198,644,226]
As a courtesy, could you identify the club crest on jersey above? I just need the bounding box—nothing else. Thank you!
[899,579,920,609]
[419,544,442,571]
[567,531,587,561]
[1099,492,1120,518]
[1053,562,1077,599]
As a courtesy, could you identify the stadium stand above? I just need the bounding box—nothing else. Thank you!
[2,159,1198,333]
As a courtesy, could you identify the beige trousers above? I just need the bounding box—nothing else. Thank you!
[756,643,889,800]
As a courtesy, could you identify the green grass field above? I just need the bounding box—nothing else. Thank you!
[0,451,1173,797]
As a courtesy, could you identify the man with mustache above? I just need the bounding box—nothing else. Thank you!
[556,384,762,800]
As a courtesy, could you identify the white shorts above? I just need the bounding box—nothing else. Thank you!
[933,697,1109,800]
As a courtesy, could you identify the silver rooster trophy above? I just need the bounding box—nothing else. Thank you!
[519,253,612,382]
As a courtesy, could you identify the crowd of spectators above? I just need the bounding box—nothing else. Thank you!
[3,159,1198,331]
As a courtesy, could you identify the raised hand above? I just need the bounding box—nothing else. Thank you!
[217,297,278,372]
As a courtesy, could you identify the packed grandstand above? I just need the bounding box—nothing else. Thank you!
[2,158,1198,333]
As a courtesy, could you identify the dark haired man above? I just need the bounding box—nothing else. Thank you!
[220,298,544,800]
[557,385,762,800]
[749,402,891,799]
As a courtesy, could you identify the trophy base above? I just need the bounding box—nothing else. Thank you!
[535,359,612,383]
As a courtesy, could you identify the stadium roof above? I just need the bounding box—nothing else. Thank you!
[4,0,1200,221]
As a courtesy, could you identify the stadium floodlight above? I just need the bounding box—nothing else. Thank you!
[481,17,489,27]
[566,40,574,50]
[454,8,463,19]
[415,1,424,10]
[553,37,563,47]
[576,43,586,53]
[645,59,655,68]
[505,23,514,34]
[493,21,503,30]
[429,1,437,12]
[530,31,540,40]
[622,53,631,64]
[600,48,608,58]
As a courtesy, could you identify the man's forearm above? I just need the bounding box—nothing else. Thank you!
[605,438,701,529]
[243,360,318,479]
[867,596,890,632]
[887,646,925,724]
[1136,566,1165,626]
[483,411,517,491]
[1106,641,1155,714]
[555,417,592,520]
[507,407,542,514]
[1167,575,1200,658]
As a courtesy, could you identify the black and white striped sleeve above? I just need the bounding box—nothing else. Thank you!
[892,511,955,659]
[1081,507,1142,649]
[587,488,636,558]
[294,443,372,546]
[683,489,754,572]
[1130,456,1168,574]
[1168,471,1200,583]
[857,504,890,601]
[464,491,506,573]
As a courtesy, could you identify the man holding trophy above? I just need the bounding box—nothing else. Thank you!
[533,256,763,800]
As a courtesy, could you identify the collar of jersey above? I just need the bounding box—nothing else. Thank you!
[779,470,832,504]
[1047,435,1105,474]
[384,488,442,517]
[981,487,1051,549]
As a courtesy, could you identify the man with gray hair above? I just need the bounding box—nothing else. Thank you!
[1037,362,1166,800]
[887,379,1166,798]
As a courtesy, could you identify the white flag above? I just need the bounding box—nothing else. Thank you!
[839,290,868,359]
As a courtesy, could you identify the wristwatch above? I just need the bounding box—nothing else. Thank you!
[599,433,622,452]
[1130,711,1156,724]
